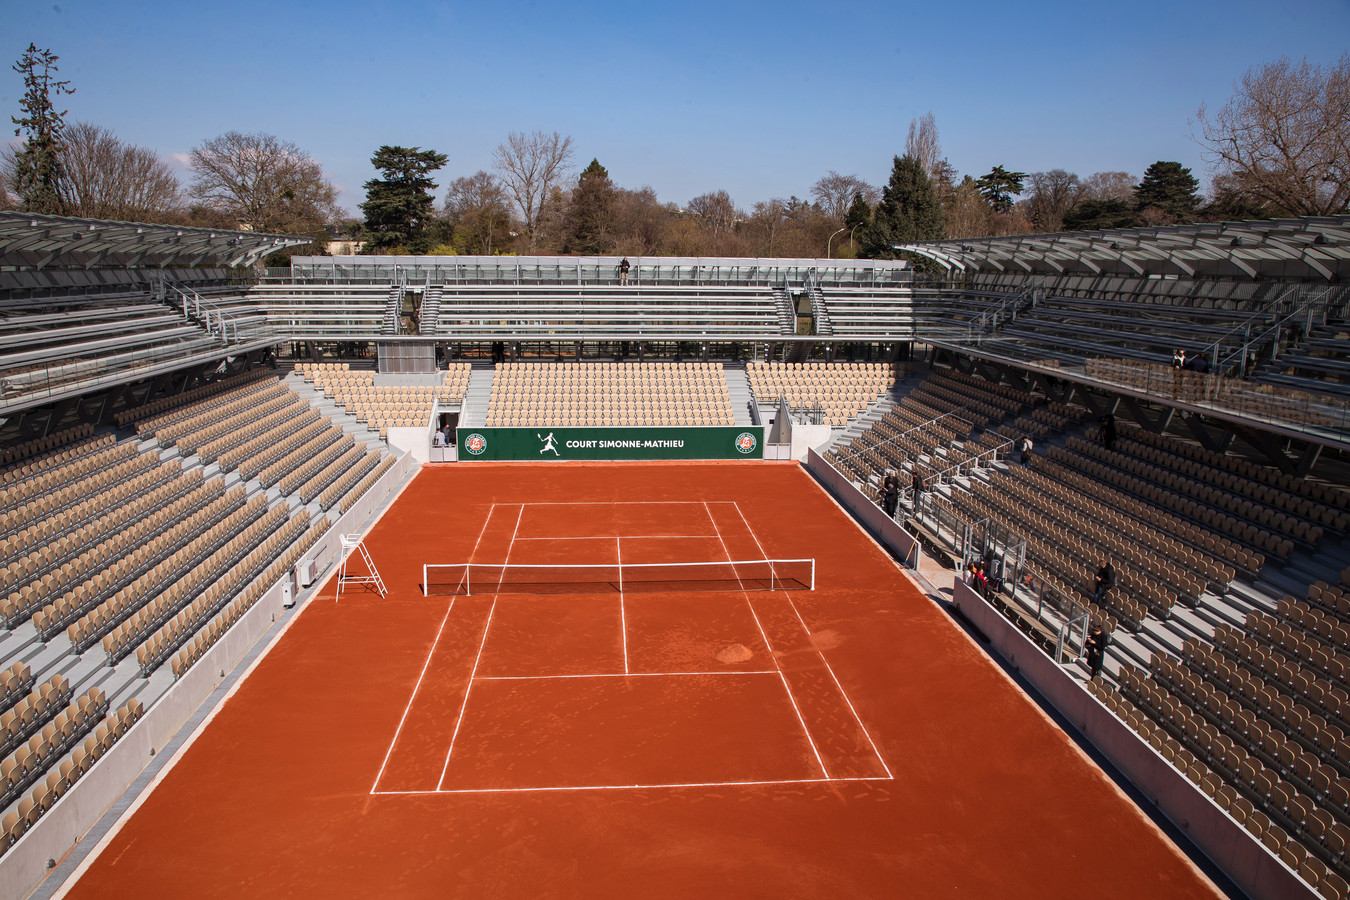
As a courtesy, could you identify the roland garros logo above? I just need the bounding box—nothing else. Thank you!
[464,433,488,455]
[734,432,758,455]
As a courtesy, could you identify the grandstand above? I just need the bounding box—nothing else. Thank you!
[1,209,1349,898]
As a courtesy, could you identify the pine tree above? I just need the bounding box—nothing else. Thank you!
[843,191,871,237]
[565,158,615,254]
[1134,161,1201,224]
[10,44,74,215]
[360,146,448,253]
[975,165,1026,213]
[859,155,943,258]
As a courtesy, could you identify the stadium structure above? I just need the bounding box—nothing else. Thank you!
[0,208,1348,898]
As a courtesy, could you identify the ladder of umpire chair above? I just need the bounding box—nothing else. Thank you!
[336,534,387,600]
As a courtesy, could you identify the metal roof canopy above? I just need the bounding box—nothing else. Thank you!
[893,216,1350,282]
[0,212,311,270]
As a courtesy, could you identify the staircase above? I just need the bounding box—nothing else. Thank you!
[381,284,401,335]
[772,287,795,335]
[459,364,496,427]
[722,366,753,426]
[419,285,443,336]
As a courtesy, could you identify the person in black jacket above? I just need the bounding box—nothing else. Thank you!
[881,470,900,518]
[1093,559,1115,605]
[1084,624,1111,679]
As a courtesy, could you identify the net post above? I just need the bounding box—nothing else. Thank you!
[466,563,472,597]
[768,559,778,591]
[810,558,815,591]
[422,563,427,597]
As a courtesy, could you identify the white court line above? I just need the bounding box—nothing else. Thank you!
[373,774,891,796]
[477,670,778,681]
[617,536,628,675]
[731,501,894,780]
[435,504,523,791]
[703,501,831,781]
[515,500,737,506]
[512,534,716,541]
[369,503,501,794]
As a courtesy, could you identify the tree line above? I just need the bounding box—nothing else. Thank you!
[5,43,1347,264]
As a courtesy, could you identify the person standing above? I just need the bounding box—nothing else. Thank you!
[619,257,630,286]
[1100,413,1116,451]
[911,469,925,514]
[1084,624,1111,679]
[882,470,900,519]
[1017,435,1033,467]
[1093,558,1115,605]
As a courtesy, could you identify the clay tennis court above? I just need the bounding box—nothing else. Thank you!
[59,462,1221,898]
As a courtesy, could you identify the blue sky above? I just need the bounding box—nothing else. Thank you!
[5,0,1348,216]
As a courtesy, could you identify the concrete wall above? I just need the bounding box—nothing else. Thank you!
[803,448,920,567]
[0,450,419,899]
[790,424,832,461]
[388,426,430,463]
[952,579,1313,900]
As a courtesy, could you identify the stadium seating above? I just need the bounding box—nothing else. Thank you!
[486,361,734,427]
[746,362,894,426]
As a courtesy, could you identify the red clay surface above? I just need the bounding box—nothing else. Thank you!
[60,462,1222,899]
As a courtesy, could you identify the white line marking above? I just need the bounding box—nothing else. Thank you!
[617,535,628,675]
[704,501,830,780]
[371,504,500,794]
[731,501,893,779]
[372,775,892,796]
[435,504,522,790]
[512,534,716,541]
[477,670,779,681]
[370,598,456,794]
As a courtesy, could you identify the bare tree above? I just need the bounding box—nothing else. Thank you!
[1023,169,1083,232]
[57,122,182,222]
[1080,171,1136,202]
[687,190,737,234]
[1194,55,1350,216]
[491,130,574,251]
[905,112,943,183]
[442,170,512,255]
[810,171,879,221]
[188,131,338,234]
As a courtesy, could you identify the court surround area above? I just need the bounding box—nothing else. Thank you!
[55,462,1221,899]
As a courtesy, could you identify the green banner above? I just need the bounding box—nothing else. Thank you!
[459,426,765,461]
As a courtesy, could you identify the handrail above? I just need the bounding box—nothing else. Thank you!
[834,404,976,464]
[166,284,258,345]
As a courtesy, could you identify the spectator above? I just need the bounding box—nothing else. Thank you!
[882,470,900,518]
[911,469,926,513]
[1017,435,1033,467]
[1099,413,1116,451]
[1084,623,1111,679]
[1093,559,1115,605]
[619,257,631,285]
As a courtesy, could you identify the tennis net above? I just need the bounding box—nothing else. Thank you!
[423,558,814,596]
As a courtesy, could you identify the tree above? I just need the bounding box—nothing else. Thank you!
[810,171,878,221]
[1080,171,1136,203]
[442,170,513,255]
[609,186,670,255]
[564,158,616,254]
[1195,55,1350,216]
[1024,169,1082,232]
[492,130,574,251]
[859,154,944,257]
[1134,161,1201,224]
[904,112,943,183]
[944,176,992,239]
[360,145,448,253]
[188,131,338,234]
[57,122,182,222]
[976,165,1026,213]
[1062,199,1138,232]
[843,191,872,245]
[10,43,74,215]
[687,190,737,234]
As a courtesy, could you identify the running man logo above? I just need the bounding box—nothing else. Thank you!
[734,432,758,455]
[538,432,560,456]
[464,433,488,456]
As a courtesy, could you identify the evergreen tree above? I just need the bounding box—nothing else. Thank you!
[10,44,74,215]
[1133,161,1201,224]
[858,155,943,258]
[565,158,616,254]
[1062,199,1138,232]
[975,165,1026,213]
[843,191,871,243]
[361,145,448,253]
